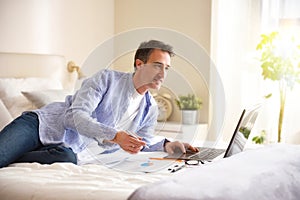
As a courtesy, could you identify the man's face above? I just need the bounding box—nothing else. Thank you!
[135,49,171,91]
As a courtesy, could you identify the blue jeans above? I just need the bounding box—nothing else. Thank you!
[0,112,77,168]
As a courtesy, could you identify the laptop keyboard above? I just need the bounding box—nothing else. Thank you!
[190,147,225,160]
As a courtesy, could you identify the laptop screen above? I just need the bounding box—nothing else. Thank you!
[224,105,261,158]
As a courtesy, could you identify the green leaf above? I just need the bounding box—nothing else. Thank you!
[252,130,266,144]
[264,93,272,99]
[175,94,202,110]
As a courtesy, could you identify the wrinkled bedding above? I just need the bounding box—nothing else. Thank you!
[1,144,299,200]
[0,162,170,200]
[129,144,300,200]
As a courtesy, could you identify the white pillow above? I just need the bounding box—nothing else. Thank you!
[22,89,73,108]
[0,99,13,130]
[0,78,63,118]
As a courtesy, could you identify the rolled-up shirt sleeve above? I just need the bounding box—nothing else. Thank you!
[64,70,118,143]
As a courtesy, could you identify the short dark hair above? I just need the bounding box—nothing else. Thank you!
[134,40,174,68]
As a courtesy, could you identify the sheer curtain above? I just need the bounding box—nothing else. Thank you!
[210,0,300,143]
[210,0,262,142]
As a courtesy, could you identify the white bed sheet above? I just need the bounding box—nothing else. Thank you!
[1,144,300,200]
[0,161,171,200]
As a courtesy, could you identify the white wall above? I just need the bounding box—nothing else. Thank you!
[0,0,114,66]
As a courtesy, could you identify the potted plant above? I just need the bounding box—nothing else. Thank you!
[256,31,300,142]
[175,94,202,124]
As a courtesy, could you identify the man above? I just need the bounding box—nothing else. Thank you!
[0,40,198,168]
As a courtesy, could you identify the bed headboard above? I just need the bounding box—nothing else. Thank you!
[0,52,77,90]
[0,52,80,129]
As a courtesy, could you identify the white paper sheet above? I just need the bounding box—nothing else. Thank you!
[79,149,182,173]
[108,151,184,173]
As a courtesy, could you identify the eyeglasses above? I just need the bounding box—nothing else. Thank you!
[167,160,207,173]
[185,160,205,165]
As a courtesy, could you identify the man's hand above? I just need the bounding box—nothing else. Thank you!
[111,131,146,154]
[164,141,199,154]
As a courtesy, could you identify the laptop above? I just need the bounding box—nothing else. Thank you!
[164,104,261,162]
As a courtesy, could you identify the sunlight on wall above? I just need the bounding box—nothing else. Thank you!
[0,0,114,66]
[33,1,51,53]
[0,0,52,53]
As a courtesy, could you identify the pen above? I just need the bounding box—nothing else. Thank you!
[170,164,185,173]
[150,157,184,162]
[126,130,149,149]
[126,130,140,139]
[149,157,169,160]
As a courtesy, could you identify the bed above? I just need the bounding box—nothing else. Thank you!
[0,52,300,200]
